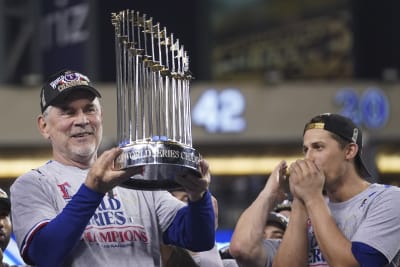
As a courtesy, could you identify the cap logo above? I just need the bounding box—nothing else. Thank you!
[305,122,325,131]
[352,128,359,143]
[49,72,91,92]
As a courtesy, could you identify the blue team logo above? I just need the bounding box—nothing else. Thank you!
[64,73,79,81]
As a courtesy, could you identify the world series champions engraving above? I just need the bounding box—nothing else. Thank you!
[111,10,201,190]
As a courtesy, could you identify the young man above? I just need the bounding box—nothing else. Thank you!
[228,161,288,267]
[219,211,288,266]
[275,113,400,267]
[10,70,215,267]
[231,113,400,267]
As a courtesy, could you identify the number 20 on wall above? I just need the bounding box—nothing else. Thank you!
[335,87,389,129]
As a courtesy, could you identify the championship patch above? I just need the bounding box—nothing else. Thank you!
[49,72,91,92]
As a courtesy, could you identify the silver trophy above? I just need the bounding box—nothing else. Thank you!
[111,10,201,190]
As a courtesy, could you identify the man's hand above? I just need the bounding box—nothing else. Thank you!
[288,159,325,205]
[175,159,211,202]
[263,160,288,206]
[85,147,143,193]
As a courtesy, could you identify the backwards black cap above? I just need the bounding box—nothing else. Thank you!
[40,69,101,113]
[266,212,288,231]
[304,113,371,178]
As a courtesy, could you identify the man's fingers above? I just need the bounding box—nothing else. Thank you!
[199,159,210,177]
[101,147,123,163]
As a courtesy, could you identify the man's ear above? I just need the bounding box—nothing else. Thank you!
[37,115,50,139]
[345,143,359,160]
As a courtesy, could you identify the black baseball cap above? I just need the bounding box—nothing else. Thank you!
[266,212,288,231]
[273,200,292,213]
[304,113,371,178]
[40,69,101,113]
[0,188,10,214]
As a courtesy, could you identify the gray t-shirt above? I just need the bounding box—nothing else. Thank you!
[263,239,281,267]
[308,183,400,267]
[222,259,239,267]
[258,184,400,267]
[192,244,224,267]
[219,239,281,267]
[10,160,186,267]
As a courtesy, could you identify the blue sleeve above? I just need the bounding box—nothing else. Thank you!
[163,190,215,252]
[352,241,388,267]
[27,184,104,267]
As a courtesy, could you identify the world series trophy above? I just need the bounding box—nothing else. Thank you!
[111,10,201,190]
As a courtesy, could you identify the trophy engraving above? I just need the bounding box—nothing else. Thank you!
[111,10,201,190]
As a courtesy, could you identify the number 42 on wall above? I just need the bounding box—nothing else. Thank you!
[192,88,246,133]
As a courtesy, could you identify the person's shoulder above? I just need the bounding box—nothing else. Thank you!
[368,183,400,206]
[11,161,54,192]
[384,184,400,192]
[12,168,43,186]
[15,160,53,179]
[371,183,400,194]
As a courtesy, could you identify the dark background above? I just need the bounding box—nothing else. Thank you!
[95,1,206,82]
[351,0,400,79]
[4,0,400,82]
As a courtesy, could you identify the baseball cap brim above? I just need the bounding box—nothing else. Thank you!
[267,212,288,230]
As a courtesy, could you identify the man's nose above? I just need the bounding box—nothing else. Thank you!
[75,111,89,125]
[304,149,314,160]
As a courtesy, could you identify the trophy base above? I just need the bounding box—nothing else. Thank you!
[115,141,202,190]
